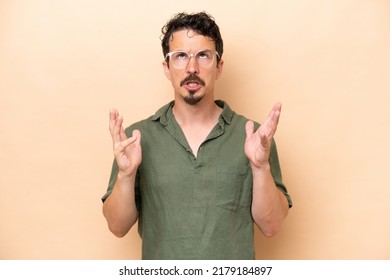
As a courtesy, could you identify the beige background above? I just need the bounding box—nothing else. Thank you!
[1,0,389,259]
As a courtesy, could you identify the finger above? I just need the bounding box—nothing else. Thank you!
[109,108,118,135]
[110,110,125,145]
[270,102,282,125]
[117,130,141,151]
[109,109,122,144]
[111,111,129,142]
[113,115,124,144]
[273,102,282,114]
[122,135,138,148]
[114,135,138,155]
[116,115,124,136]
[266,103,281,124]
[262,102,282,138]
[119,123,127,141]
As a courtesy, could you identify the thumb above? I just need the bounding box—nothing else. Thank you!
[245,120,255,139]
[132,129,141,144]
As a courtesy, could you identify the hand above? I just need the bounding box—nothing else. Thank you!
[109,109,142,177]
[245,103,281,169]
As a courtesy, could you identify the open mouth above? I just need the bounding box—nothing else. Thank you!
[180,74,205,91]
[184,81,202,91]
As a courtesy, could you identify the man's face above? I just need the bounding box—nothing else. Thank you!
[162,29,223,105]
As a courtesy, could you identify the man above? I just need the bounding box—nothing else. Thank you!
[102,12,292,259]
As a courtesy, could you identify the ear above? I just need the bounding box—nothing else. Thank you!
[215,59,224,80]
[162,60,171,81]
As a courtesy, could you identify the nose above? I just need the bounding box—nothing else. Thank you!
[186,54,199,74]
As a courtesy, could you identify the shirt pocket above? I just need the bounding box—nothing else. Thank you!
[216,165,252,211]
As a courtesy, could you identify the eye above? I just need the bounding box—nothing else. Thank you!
[197,51,212,60]
[172,52,188,60]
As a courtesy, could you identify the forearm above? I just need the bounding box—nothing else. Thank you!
[102,172,138,237]
[251,164,289,237]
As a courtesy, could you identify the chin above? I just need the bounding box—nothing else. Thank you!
[183,95,203,105]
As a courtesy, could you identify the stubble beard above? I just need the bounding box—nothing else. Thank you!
[183,90,203,105]
[180,73,205,105]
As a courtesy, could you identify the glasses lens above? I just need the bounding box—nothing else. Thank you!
[171,52,189,68]
[195,50,214,67]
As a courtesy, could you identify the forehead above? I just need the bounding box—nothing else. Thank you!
[169,29,215,51]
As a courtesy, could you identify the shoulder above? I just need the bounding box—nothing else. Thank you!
[218,100,260,129]
[123,116,153,134]
[123,101,174,136]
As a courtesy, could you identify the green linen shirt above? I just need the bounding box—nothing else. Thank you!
[102,100,292,260]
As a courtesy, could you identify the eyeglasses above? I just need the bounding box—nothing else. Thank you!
[165,49,220,69]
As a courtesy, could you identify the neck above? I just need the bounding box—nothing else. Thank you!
[172,97,222,126]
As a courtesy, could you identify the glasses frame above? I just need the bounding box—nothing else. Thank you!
[165,49,220,69]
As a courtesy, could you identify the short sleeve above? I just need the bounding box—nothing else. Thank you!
[101,159,141,212]
[269,138,293,208]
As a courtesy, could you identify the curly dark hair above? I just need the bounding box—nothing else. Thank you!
[161,12,223,63]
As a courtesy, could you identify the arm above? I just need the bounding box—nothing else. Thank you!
[102,109,142,238]
[250,163,289,237]
[245,103,289,237]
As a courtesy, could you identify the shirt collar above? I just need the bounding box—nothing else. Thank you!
[215,100,233,125]
[151,100,233,126]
